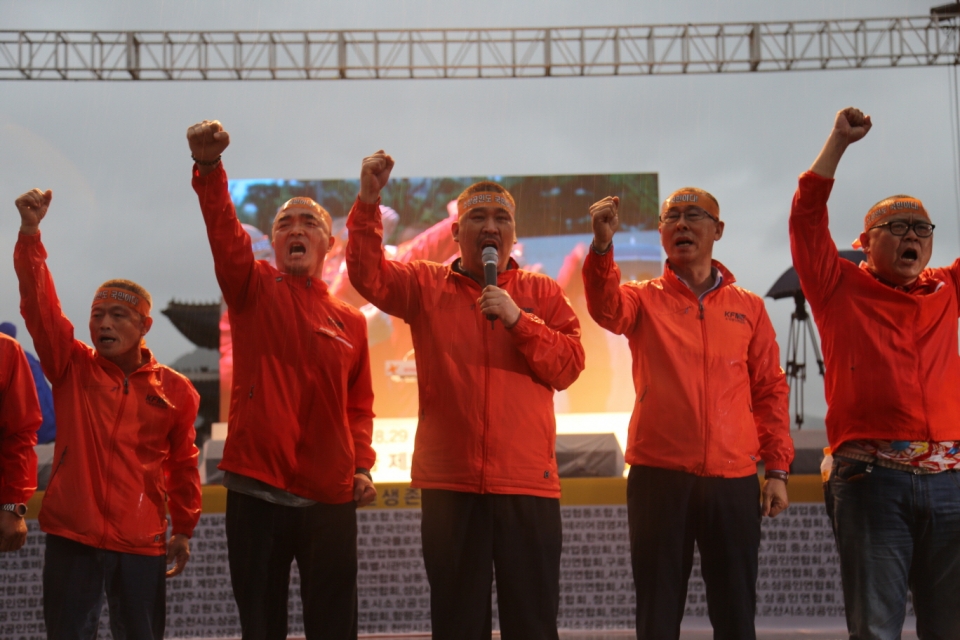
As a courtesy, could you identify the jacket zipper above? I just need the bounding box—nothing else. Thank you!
[48,446,68,486]
[98,375,130,548]
[698,299,710,475]
[480,310,491,492]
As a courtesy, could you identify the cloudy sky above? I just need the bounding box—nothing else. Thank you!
[1,0,956,422]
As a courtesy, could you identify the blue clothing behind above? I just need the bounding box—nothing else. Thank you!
[0,321,55,443]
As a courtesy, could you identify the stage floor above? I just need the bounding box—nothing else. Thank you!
[272,630,919,640]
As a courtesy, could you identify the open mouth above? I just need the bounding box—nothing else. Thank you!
[98,336,117,346]
[900,248,918,262]
[289,242,307,256]
[480,239,500,250]
[675,238,694,248]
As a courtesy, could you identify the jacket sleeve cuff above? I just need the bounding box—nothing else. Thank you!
[763,459,792,473]
[16,230,42,245]
[0,489,33,505]
[171,527,194,539]
[352,197,382,218]
[796,171,835,208]
[191,161,226,189]
[507,310,543,339]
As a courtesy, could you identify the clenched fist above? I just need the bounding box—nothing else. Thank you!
[359,151,395,204]
[186,120,231,175]
[15,188,52,236]
[832,107,872,145]
[590,196,620,252]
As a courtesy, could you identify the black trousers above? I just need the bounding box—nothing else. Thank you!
[627,465,761,640]
[420,489,562,640]
[43,533,167,640]
[225,490,359,640]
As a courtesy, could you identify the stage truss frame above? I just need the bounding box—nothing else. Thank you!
[1,14,958,81]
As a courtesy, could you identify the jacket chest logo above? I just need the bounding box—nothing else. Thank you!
[146,394,168,409]
[724,311,747,324]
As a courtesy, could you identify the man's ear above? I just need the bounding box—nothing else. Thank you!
[452,221,460,244]
[327,236,336,253]
[858,232,870,253]
[142,315,154,336]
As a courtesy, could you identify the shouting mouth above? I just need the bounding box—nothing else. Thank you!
[899,247,919,263]
[289,241,307,256]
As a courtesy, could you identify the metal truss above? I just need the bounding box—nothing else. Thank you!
[1,15,958,81]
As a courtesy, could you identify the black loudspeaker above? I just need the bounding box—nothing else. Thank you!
[555,433,625,478]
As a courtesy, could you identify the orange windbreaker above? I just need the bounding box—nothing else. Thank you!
[193,165,375,504]
[582,248,793,477]
[346,199,585,499]
[790,171,960,448]
[0,334,40,505]
[14,233,201,555]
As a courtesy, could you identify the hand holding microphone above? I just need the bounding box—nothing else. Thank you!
[483,246,499,324]
[478,246,521,329]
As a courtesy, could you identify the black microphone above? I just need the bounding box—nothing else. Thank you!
[482,246,499,325]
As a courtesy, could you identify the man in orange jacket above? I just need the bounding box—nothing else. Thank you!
[583,189,793,640]
[0,331,41,554]
[347,151,584,640]
[14,188,201,640]
[188,121,376,640]
[791,107,960,640]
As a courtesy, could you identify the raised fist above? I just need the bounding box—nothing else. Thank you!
[833,107,872,145]
[186,120,231,164]
[15,188,52,235]
[590,196,620,252]
[359,150,395,204]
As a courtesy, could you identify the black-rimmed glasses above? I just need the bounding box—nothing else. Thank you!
[660,209,719,225]
[870,220,935,238]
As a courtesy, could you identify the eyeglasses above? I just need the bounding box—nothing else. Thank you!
[659,209,719,225]
[870,220,935,238]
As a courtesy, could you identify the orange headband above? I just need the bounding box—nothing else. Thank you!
[457,191,516,219]
[852,196,929,249]
[91,288,151,318]
[661,188,720,221]
[276,197,333,231]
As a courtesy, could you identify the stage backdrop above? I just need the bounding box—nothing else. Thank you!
[217,173,662,479]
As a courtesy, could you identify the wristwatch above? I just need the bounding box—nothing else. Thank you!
[0,503,27,517]
[764,469,789,484]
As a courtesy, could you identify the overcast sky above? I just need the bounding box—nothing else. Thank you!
[1,0,956,422]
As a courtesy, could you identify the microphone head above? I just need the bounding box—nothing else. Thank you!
[482,246,499,265]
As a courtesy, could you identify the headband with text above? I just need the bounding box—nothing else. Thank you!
[660,188,720,221]
[91,287,151,318]
[457,190,516,219]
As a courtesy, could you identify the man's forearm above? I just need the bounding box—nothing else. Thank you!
[809,131,849,179]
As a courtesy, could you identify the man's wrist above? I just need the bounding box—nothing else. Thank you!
[591,239,612,255]
[19,225,39,236]
[355,468,373,481]
[358,190,380,205]
[764,469,789,484]
[0,503,27,517]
